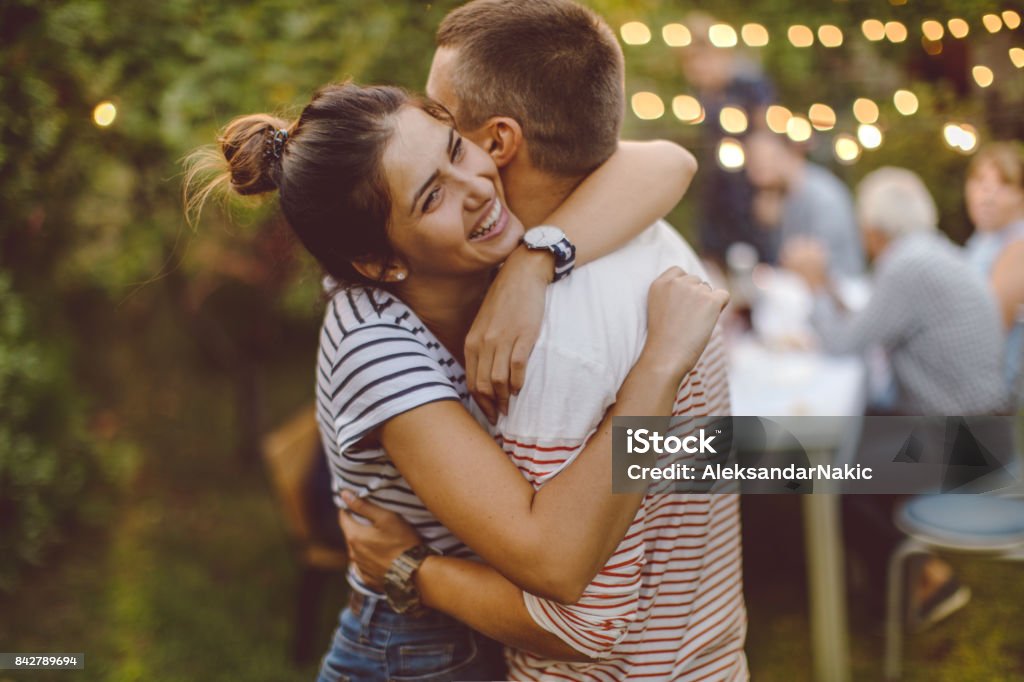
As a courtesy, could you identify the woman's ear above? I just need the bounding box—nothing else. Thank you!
[351,257,409,283]
[477,116,523,169]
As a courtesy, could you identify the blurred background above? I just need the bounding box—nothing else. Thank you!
[1,1,1022,680]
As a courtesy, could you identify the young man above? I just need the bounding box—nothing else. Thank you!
[345,1,748,679]
[438,2,746,679]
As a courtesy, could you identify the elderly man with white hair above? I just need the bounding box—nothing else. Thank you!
[784,166,1007,415]
[785,167,1009,631]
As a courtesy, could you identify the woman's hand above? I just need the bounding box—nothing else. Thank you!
[338,491,422,591]
[640,267,729,381]
[465,246,550,421]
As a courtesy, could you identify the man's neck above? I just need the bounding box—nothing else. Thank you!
[502,165,583,228]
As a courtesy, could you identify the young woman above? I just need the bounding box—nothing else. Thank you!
[187,81,726,681]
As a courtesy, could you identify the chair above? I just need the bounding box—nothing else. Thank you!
[262,406,349,664]
[884,493,1024,679]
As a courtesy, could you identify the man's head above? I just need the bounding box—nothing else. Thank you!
[429,0,624,179]
[856,167,938,261]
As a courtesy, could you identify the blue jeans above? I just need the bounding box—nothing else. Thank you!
[317,592,506,681]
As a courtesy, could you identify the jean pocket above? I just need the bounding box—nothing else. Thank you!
[387,629,478,681]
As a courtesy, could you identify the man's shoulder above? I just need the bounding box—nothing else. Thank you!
[565,220,706,282]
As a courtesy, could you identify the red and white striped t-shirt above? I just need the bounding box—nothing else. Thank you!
[498,222,747,681]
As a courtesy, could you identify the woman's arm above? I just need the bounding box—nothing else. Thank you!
[337,503,590,661]
[991,242,1024,329]
[379,270,727,604]
[466,141,698,418]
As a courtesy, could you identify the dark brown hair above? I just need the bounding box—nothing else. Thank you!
[185,82,449,287]
[436,0,624,177]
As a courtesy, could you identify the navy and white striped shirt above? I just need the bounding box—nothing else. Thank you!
[315,284,488,593]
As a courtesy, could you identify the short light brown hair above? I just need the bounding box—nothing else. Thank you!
[436,0,624,177]
[968,142,1024,190]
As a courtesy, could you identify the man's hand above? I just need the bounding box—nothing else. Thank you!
[338,491,422,591]
[465,246,551,421]
[781,237,830,291]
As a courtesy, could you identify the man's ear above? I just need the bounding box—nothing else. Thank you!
[474,116,523,169]
[351,256,409,283]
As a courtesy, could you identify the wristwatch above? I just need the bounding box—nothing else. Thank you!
[522,225,576,282]
[384,544,440,614]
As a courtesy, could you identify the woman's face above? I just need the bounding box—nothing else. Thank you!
[381,105,524,280]
[965,160,1024,233]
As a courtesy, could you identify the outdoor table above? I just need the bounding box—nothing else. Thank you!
[729,338,866,682]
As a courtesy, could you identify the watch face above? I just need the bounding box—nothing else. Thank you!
[525,226,565,249]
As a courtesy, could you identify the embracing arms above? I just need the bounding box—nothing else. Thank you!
[466,140,698,418]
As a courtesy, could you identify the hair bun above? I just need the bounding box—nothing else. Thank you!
[219,114,291,196]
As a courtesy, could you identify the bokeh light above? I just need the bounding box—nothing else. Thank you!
[853,98,879,124]
[972,65,995,88]
[720,106,748,134]
[765,105,792,134]
[982,14,1003,33]
[808,103,836,131]
[717,138,746,171]
[620,22,652,45]
[631,92,664,120]
[1003,11,1022,30]
[93,101,117,127]
[885,21,908,43]
[857,123,883,150]
[947,18,970,39]
[741,23,769,47]
[818,25,843,47]
[921,20,944,41]
[709,23,738,48]
[1011,48,1024,69]
[862,19,886,41]
[786,116,812,143]
[672,95,703,123]
[943,123,978,153]
[663,23,691,47]
[834,134,861,164]
[893,90,919,116]
[788,25,814,47]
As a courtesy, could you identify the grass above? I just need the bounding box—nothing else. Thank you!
[1,287,1023,681]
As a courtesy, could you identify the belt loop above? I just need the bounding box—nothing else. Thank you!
[358,593,378,644]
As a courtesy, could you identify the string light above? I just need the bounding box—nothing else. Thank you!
[972,65,995,87]
[93,101,116,127]
[720,106,749,134]
[862,19,886,41]
[834,134,861,164]
[1003,11,1022,30]
[943,123,978,153]
[786,115,812,142]
[857,123,883,149]
[765,105,792,134]
[1011,47,1024,69]
[818,25,843,47]
[808,103,836,131]
[631,92,664,119]
[893,89,919,115]
[947,18,970,38]
[663,23,691,47]
[672,95,703,123]
[717,138,746,171]
[921,20,944,41]
[885,21,908,43]
[621,22,652,45]
[709,23,738,47]
[853,98,880,124]
[741,23,769,47]
[788,24,814,47]
[982,14,1003,33]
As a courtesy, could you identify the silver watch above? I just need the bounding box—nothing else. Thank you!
[522,225,576,282]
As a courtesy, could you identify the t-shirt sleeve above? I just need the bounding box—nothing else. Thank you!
[521,540,645,659]
[318,317,460,453]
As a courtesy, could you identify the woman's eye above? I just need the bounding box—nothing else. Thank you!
[423,188,441,212]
